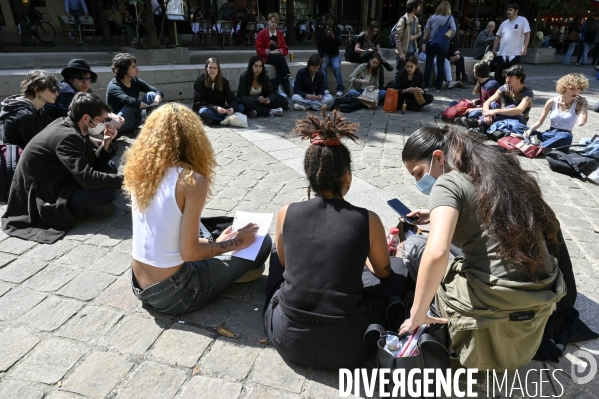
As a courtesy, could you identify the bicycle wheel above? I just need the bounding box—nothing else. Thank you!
[35,21,56,43]
[41,13,52,23]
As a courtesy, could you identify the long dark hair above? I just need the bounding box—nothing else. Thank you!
[362,20,380,42]
[366,52,382,75]
[402,126,560,279]
[293,110,359,198]
[246,55,266,82]
[204,57,223,91]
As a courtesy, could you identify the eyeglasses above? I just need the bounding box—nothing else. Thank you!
[91,117,108,125]
[77,77,94,84]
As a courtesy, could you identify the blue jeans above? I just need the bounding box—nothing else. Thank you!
[467,109,483,119]
[118,92,159,132]
[533,128,573,150]
[562,42,577,64]
[131,228,272,315]
[321,54,344,93]
[478,103,524,126]
[348,89,386,104]
[198,104,245,124]
[578,42,592,64]
[424,43,448,90]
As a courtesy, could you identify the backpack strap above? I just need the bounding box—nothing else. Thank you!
[551,150,587,179]
[363,324,385,349]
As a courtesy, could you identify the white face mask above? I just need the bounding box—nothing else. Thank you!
[85,118,106,136]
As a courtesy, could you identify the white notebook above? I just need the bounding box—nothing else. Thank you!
[226,211,273,261]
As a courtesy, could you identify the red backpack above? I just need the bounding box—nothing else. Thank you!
[441,99,475,122]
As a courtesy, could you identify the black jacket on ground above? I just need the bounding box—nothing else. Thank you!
[106,77,164,114]
[237,71,276,103]
[44,81,86,122]
[0,95,49,149]
[1,116,123,244]
[192,74,239,112]
[316,25,342,57]
[293,67,327,98]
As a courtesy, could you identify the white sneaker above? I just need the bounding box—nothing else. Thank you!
[336,91,344,96]
[310,102,324,111]
[294,103,308,111]
[442,81,450,90]
[277,85,288,98]
[325,89,331,95]
[588,169,599,184]
[269,107,284,117]
[448,80,460,89]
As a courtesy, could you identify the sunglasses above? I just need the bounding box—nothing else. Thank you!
[77,77,94,84]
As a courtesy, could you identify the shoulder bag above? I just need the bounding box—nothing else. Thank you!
[429,16,452,49]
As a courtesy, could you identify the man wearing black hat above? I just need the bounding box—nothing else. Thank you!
[45,59,124,131]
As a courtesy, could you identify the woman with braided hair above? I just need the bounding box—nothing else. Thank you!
[262,110,409,369]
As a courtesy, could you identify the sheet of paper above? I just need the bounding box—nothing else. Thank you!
[225,211,273,261]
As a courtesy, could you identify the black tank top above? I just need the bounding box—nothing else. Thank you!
[278,197,370,322]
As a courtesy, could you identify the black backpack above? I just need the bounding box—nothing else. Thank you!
[546,149,599,181]
[331,96,368,113]
[344,36,358,62]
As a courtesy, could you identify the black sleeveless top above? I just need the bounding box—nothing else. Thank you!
[278,197,370,323]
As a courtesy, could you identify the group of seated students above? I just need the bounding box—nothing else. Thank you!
[123,105,595,371]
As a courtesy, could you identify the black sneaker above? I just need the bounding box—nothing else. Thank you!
[464,118,479,129]
[382,61,394,72]
[201,117,214,125]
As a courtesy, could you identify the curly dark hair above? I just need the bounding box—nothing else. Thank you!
[111,53,137,80]
[402,125,560,280]
[292,109,359,198]
[503,64,526,83]
[20,70,59,98]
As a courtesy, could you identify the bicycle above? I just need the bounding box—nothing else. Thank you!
[18,9,56,45]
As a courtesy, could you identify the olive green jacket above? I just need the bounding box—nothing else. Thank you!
[348,63,379,91]
[394,14,421,55]
[437,257,566,371]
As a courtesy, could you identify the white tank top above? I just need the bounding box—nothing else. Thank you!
[549,96,578,132]
[132,167,184,268]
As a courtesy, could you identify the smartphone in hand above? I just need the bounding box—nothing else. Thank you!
[387,199,419,224]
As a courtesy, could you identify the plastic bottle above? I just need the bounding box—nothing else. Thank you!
[386,227,400,256]
[384,335,402,358]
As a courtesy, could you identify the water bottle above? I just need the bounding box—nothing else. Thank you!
[386,227,400,256]
[384,335,402,357]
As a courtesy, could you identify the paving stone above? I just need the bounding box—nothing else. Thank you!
[113,238,133,254]
[0,258,47,283]
[0,288,46,321]
[54,245,110,267]
[57,271,116,301]
[304,369,352,399]
[85,226,132,247]
[150,323,213,367]
[100,315,165,355]
[20,295,83,331]
[223,300,267,338]
[201,338,260,380]
[94,278,140,311]
[45,391,90,399]
[249,347,306,393]
[218,281,249,299]
[0,252,17,267]
[62,351,134,398]
[64,220,106,241]
[22,263,80,292]
[243,384,303,399]
[180,297,236,327]
[0,327,40,371]
[0,379,45,399]
[179,375,243,399]
[57,305,123,343]
[11,338,87,384]
[112,212,132,229]
[0,236,38,255]
[25,240,79,262]
[115,362,186,399]
[0,280,11,297]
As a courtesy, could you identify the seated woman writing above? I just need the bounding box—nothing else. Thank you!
[519,73,588,154]
[347,52,386,104]
[263,110,409,369]
[124,104,272,315]
[192,57,247,125]
[237,56,288,118]
[399,125,596,370]
[392,54,434,112]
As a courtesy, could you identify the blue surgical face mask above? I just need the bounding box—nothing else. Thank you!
[415,157,444,196]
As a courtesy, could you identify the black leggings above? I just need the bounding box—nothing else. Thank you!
[267,54,291,85]
[238,96,289,117]
[493,55,521,86]
[452,56,466,81]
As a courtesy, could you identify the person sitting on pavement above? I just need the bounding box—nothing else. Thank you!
[124,103,271,315]
[347,52,387,104]
[516,73,588,154]
[352,20,394,89]
[1,92,123,244]
[472,21,496,60]
[255,12,294,98]
[316,12,344,97]
[393,0,422,85]
[399,125,569,370]
[192,57,247,124]
[0,71,58,150]
[263,110,409,369]
[45,59,125,133]
[392,54,434,111]
[291,54,333,111]
[106,53,164,133]
[237,56,288,118]
[455,61,500,126]
[461,64,533,135]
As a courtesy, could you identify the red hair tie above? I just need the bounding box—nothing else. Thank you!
[309,133,341,146]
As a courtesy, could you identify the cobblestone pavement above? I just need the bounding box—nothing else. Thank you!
[1,63,599,399]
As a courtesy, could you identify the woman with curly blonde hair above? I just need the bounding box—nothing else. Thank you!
[522,73,589,154]
[123,103,271,315]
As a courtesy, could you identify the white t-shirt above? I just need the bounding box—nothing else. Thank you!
[497,16,530,57]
